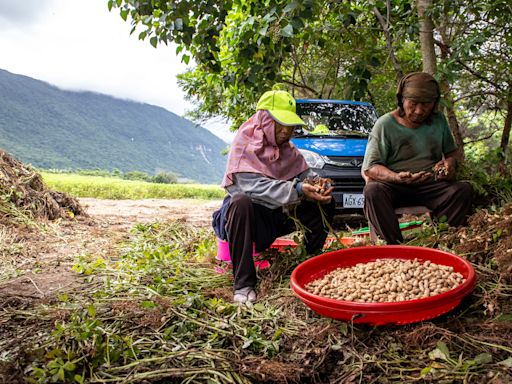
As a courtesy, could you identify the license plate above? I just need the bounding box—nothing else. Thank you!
[343,193,364,208]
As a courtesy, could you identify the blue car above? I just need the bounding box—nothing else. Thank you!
[292,99,378,213]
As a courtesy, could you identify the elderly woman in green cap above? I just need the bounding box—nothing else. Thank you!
[212,90,335,304]
[362,72,472,244]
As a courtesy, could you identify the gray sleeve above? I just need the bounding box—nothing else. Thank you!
[226,172,304,209]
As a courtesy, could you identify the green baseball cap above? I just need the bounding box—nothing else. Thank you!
[256,90,306,126]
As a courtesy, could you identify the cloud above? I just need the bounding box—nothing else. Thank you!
[0,0,193,115]
[0,0,55,26]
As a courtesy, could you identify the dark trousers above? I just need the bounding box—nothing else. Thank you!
[225,193,335,290]
[364,180,472,244]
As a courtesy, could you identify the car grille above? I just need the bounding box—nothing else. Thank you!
[332,179,364,188]
[319,163,365,191]
[325,156,363,168]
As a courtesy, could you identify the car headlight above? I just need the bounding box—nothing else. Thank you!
[299,149,326,169]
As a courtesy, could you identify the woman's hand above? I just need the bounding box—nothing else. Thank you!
[302,178,333,202]
[395,171,433,184]
[433,158,456,181]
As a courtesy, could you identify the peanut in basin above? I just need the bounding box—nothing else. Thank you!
[305,258,465,303]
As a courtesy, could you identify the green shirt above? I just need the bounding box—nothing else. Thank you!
[362,111,457,173]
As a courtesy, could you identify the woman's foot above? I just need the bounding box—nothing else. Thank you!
[233,286,257,304]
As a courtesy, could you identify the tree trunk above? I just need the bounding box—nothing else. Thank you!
[439,82,465,156]
[499,92,512,171]
[416,0,436,74]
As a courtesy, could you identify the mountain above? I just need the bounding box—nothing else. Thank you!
[0,69,227,184]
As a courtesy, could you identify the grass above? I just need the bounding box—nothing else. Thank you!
[41,172,225,200]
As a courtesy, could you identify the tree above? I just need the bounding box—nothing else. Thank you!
[431,0,512,165]
[109,0,511,166]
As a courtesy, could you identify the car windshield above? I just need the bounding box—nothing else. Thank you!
[295,102,377,136]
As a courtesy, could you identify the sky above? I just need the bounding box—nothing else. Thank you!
[0,0,235,142]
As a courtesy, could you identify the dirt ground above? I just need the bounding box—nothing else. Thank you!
[78,197,222,228]
[0,198,368,309]
[0,198,223,306]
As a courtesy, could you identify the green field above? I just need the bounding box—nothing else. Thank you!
[42,172,225,200]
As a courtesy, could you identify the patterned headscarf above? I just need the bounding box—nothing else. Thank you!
[221,110,309,187]
[397,72,440,103]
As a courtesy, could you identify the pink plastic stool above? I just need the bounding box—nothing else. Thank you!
[215,238,299,262]
[215,238,259,263]
[215,238,299,271]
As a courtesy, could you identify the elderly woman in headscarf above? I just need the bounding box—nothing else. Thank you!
[362,72,472,244]
[212,90,335,304]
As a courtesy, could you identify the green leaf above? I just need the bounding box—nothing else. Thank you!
[290,17,304,29]
[259,25,269,36]
[280,24,294,37]
[45,349,63,359]
[420,366,432,377]
[116,0,122,7]
[437,341,450,358]
[283,1,299,13]
[87,304,96,318]
[141,300,156,308]
[58,293,69,302]
[107,1,113,12]
[492,229,503,242]
[74,374,84,384]
[472,353,492,365]
[497,357,512,367]
[150,36,158,48]
[120,9,129,21]
[428,341,450,361]
[182,54,190,65]
[63,361,76,371]
[272,328,283,341]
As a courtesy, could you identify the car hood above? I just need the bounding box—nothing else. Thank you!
[291,137,368,157]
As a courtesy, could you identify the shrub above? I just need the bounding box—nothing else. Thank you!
[151,171,178,184]
[123,171,150,182]
[460,148,512,208]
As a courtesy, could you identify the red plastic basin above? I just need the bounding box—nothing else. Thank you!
[290,245,476,325]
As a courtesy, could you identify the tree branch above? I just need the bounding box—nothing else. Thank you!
[433,37,505,93]
[453,91,497,103]
[463,130,499,145]
[456,59,505,92]
[281,79,318,96]
[373,5,403,80]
